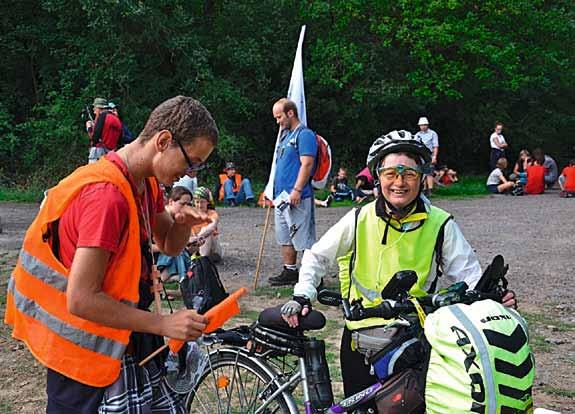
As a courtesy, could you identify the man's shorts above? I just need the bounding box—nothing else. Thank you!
[274,196,316,251]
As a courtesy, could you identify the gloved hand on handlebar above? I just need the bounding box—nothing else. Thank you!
[281,296,311,328]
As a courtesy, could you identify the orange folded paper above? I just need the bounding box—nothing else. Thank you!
[168,287,248,353]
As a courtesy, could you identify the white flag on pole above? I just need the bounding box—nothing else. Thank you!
[264,25,307,200]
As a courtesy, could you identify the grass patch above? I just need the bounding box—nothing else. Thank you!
[432,176,489,199]
[0,399,13,414]
[0,187,43,202]
[529,333,554,353]
[523,312,574,332]
[542,386,575,399]
[252,285,294,299]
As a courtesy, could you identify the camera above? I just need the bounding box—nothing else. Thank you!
[81,105,94,122]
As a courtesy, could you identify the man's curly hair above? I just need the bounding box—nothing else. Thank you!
[139,96,218,145]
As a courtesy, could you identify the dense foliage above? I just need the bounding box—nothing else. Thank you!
[1,0,574,189]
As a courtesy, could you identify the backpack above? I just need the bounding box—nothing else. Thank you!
[293,127,332,190]
[424,299,534,414]
[180,255,228,314]
[312,134,332,190]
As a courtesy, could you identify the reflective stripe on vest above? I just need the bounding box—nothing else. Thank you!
[4,157,150,386]
[19,249,138,307]
[8,277,125,359]
[338,201,451,330]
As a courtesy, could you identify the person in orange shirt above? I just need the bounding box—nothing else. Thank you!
[192,186,223,262]
[524,158,546,194]
[6,96,218,413]
[559,159,575,197]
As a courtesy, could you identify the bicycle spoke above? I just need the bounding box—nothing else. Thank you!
[187,350,292,414]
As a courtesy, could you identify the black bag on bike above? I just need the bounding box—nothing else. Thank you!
[180,255,228,314]
[373,368,426,414]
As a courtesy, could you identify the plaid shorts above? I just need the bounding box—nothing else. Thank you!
[99,355,187,414]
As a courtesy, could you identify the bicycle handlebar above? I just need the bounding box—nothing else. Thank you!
[344,288,504,321]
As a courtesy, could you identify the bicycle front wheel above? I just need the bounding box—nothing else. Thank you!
[186,348,294,414]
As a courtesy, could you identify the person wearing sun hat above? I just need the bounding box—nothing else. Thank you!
[217,161,255,206]
[192,186,222,262]
[415,116,439,196]
[86,97,123,163]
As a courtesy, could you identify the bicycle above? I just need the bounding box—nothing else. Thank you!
[185,262,516,414]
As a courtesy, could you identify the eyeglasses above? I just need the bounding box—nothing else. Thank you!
[174,136,208,173]
[377,164,423,182]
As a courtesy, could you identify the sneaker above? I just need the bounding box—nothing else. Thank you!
[325,194,334,207]
[268,267,299,286]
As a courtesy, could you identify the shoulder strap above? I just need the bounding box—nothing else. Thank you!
[347,206,363,299]
[427,215,453,294]
[91,111,109,145]
[292,125,311,150]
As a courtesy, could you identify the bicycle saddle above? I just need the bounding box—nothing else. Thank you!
[258,305,326,331]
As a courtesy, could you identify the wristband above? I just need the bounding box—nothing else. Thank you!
[293,187,302,193]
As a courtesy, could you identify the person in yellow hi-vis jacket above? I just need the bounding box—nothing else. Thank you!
[282,130,517,412]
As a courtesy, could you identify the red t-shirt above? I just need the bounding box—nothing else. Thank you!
[58,152,165,276]
[561,166,575,192]
[101,113,123,150]
[91,112,123,150]
[524,165,545,194]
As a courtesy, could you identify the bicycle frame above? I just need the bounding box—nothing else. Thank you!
[202,343,384,414]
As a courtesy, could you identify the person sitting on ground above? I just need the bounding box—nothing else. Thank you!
[156,186,197,284]
[330,167,355,201]
[486,158,516,194]
[524,157,546,195]
[559,159,575,198]
[355,166,378,202]
[315,167,355,207]
[434,165,459,186]
[218,162,255,206]
[511,149,531,185]
[532,148,558,189]
[193,186,222,262]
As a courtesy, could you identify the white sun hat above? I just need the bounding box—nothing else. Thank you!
[418,117,429,126]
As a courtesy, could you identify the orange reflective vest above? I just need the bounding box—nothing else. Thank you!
[218,173,242,201]
[4,158,157,387]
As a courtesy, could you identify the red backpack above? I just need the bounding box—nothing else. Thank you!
[293,127,332,190]
[312,134,332,189]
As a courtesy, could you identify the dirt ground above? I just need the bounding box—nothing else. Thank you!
[0,192,574,413]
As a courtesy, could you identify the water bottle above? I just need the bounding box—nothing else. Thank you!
[304,339,334,410]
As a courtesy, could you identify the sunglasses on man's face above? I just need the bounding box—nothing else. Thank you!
[174,137,208,174]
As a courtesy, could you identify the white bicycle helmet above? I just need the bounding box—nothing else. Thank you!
[366,130,432,176]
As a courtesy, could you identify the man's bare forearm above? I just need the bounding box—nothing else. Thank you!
[162,221,192,256]
[294,157,315,191]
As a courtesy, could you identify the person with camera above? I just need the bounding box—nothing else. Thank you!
[6,96,218,413]
[85,97,123,163]
[281,131,516,412]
